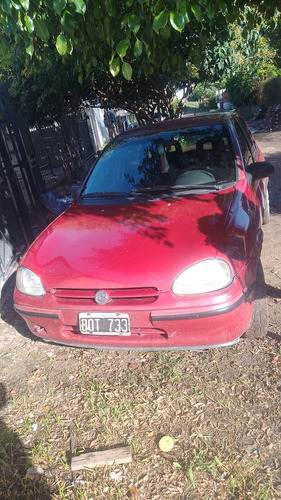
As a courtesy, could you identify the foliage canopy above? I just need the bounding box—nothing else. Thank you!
[0,1,280,122]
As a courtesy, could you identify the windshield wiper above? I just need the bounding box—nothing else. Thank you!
[172,184,221,191]
[133,184,221,194]
[79,184,223,201]
[79,191,129,199]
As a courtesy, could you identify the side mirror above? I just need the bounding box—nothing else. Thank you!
[247,161,274,183]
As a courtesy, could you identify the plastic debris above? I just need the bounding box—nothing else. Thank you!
[158,435,174,452]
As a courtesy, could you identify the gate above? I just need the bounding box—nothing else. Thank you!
[0,85,46,287]
[0,85,108,288]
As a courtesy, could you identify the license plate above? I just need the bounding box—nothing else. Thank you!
[79,312,131,336]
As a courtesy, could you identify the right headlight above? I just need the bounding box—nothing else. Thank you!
[16,266,45,297]
[172,259,233,295]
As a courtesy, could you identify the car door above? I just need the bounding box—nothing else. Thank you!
[232,117,264,274]
[234,116,266,208]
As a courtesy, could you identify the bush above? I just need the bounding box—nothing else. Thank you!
[197,97,217,111]
[262,77,281,106]
[225,72,257,107]
[189,82,217,102]
[183,101,199,113]
[208,96,217,110]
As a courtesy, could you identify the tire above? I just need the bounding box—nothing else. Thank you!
[243,260,268,338]
[1,272,16,322]
[262,187,270,224]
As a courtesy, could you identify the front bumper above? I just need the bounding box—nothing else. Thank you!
[14,278,254,350]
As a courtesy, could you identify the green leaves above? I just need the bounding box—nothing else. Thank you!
[34,19,50,43]
[1,0,278,90]
[105,0,115,17]
[150,1,189,33]
[53,0,87,21]
[19,0,29,9]
[134,39,143,57]
[205,5,215,20]
[160,25,170,39]
[113,39,133,79]
[128,14,140,34]
[217,0,227,10]
[25,39,34,56]
[70,0,86,14]
[1,0,11,14]
[173,461,182,468]
[56,34,68,55]
[24,15,34,33]
[116,39,130,58]
[109,57,120,77]
[61,12,76,30]
[53,0,66,15]
[191,5,202,23]
[169,12,185,32]
[188,466,196,489]
[153,10,168,32]
[109,53,132,80]
[122,61,132,80]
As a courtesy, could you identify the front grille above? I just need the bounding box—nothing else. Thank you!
[53,287,159,305]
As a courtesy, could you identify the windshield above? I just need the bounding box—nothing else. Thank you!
[80,124,236,199]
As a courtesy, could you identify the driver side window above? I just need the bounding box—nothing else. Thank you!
[234,121,254,166]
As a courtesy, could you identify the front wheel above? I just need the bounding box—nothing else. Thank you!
[243,260,268,338]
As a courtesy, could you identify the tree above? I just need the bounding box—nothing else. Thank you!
[263,16,281,70]
[221,16,280,107]
[88,66,200,124]
[2,58,92,124]
[0,1,280,122]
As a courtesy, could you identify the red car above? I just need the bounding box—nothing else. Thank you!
[14,112,274,350]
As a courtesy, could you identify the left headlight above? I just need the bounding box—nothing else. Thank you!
[172,259,233,295]
[16,266,45,297]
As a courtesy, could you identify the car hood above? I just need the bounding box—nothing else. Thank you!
[22,190,235,291]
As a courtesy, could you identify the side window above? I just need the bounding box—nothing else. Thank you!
[234,120,254,166]
[238,118,257,159]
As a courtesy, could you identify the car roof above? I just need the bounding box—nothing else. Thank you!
[116,111,237,140]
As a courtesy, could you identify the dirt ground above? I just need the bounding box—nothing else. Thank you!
[0,130,281,499]
[253,131,281,342]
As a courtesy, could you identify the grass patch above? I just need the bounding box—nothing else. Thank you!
[1,343,281,498]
